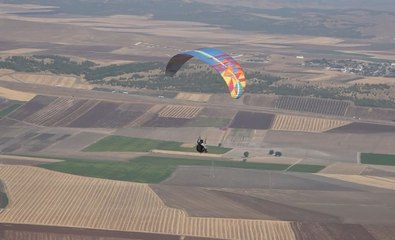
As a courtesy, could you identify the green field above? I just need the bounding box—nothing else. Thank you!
[361,153,395,166]
[0,103,22,118]
[84,135,231,154]
[0,192,8,208]
[40,156,292,183]
[286,164,325,173]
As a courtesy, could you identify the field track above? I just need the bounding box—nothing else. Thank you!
[0,165,296,240]
[272,115,350,133]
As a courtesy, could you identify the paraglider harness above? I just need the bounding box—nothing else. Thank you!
[196,137,208,153]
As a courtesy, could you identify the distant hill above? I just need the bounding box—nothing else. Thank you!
[3,0,394,38]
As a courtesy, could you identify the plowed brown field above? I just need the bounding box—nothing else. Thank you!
[0,165,296,240]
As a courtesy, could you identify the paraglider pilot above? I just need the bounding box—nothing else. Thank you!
[196,137,208,153]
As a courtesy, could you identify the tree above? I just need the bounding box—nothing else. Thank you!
[243,151,249,158]
[268,149,274,155]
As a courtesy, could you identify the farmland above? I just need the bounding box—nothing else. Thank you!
[5,95,154,128]
[0,87,35,101]
[286,164,326,173]
[0,1,395,238]
[4,72,91,89]
[361,153,395,166]
[0,165,299,240]
[271,114,350,133]
[275,96,350,116]
[39,156,302,183]
[8,95,57,121]
[328,122,395,134]
[0,102,22,118]
[229,111,275,129]
[85,135,231,154]
[158,105,202,119]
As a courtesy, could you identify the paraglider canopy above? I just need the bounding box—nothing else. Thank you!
[165,48,246,99]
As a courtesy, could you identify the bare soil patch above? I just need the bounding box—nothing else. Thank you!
[346,106,395,122]
[320,162,366,175]
[243,94,278,108]
[153,185,340,222]
[365,225,395,240]
[198,107,236,119]
[229,111,274,129]
[291,223,377,240]
[67,101,121,128]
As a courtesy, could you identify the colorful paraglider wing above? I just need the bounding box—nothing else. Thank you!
[165,48,246,99]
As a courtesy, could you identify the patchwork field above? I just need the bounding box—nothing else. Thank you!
[0,165,297,240]
[5,95,154,128]
[276,96,350,116]
[271,114,350,133]
[9,95,57,121]
[0,130,71,153]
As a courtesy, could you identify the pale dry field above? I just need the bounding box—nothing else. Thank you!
[316,173,395,191]
[0,165,296,240]
[0,48,45,55]
[271,114,350,133]
[319,162,366,175]
[0,9,351,49]
[0,86,35,101]
[175,93,212,102]
[7,73,92,89]
[349,76,395,85]
[0,69,15,75]
[158,105,202,119]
